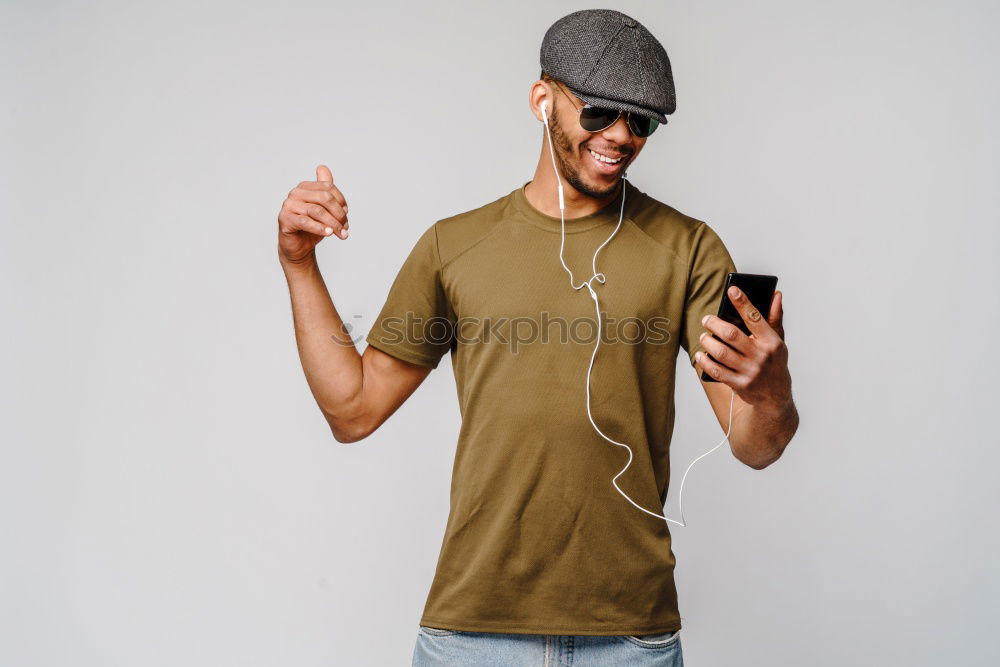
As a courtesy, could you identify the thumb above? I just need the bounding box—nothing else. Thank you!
[316,164,333,183]
[768,290,784,338]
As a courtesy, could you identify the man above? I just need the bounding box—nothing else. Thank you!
[277,9,798,666]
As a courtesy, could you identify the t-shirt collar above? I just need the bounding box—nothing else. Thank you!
[512,179,639,234]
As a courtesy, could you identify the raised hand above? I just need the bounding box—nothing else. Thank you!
[277,164,350,264]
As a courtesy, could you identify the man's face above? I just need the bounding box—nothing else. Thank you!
[545,82,649,199]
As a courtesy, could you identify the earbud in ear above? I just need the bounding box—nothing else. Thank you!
[540,100,548,122]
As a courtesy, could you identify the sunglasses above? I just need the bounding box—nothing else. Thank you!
[554,81,661,138]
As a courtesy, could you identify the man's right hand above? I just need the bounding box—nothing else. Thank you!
[277,164,350,265]
[277,165,435,443]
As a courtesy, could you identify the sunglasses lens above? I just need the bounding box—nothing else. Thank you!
[579,105,661,138]
[579,106,620,132]
[629,116,659,138]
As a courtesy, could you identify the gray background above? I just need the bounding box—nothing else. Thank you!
[2,1,997,665]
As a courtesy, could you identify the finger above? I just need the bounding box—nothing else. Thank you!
[768,291,781,327]
[767,290,784,339]
[289,196,345,233]
[292,181,348,210]
[699,330,751,376]
[313,166,346,217]
[280,208,336,238]
[316,164,333,183]
[772,290,785,340]
[727,285,774,341]
[702,313,753,357]
[296,189,348,224]
[287,201,348,239]
[694,349,740,385]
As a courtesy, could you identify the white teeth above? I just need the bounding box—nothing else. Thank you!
[589,149,621,164]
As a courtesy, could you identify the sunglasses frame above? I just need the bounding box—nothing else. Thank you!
[552,81,662,138]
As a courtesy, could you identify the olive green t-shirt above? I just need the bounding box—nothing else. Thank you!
[365,179,737,636]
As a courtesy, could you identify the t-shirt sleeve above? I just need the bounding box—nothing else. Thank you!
[364,224,456,369]
[680,221,738,369]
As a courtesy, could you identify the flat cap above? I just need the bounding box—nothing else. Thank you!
[540,9,676,123]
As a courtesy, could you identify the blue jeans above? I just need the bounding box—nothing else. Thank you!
[412,625,683,666]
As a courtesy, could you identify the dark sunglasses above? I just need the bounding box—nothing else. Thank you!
[554,81,661,138]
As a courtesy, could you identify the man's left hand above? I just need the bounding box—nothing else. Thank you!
[694,287,792,414]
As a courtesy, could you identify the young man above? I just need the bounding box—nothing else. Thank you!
[277,9,797,666]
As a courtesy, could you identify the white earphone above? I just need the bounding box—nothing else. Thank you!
[538,95,736,527]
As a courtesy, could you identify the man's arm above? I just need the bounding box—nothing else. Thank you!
[693,287,799,469]
[278,165,433,443]
[699,379,798,469]
[281,252,433,443]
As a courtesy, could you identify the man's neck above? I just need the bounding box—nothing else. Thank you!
[524,169,623,219]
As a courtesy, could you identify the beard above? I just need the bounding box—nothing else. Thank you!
[547,105,623,200]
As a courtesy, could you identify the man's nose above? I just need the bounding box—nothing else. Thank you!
[599,115,633,143]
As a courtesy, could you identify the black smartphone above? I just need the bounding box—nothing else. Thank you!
[700,272,778,382]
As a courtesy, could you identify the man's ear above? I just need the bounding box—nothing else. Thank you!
[531,80,554,123]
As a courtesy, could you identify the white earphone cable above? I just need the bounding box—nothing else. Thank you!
[540,100,736,526]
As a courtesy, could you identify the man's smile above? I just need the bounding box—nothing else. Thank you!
[585,146,630,176]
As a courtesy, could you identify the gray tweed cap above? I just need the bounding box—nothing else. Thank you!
[540,9,676,123]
